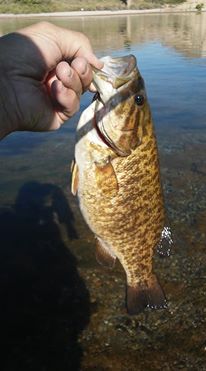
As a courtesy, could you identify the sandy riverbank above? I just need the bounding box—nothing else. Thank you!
[0,3,205,19]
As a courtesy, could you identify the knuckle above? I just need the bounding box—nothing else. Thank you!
[76,31,90,44]
[71,57,87,74]
[36,21,53,30]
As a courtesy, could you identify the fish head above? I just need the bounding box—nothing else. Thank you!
[93,55,150,156]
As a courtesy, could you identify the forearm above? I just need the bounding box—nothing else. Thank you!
[0,35,20,139]
[0,75,18,140]
[0,76,11,140]
[0,36,8,139]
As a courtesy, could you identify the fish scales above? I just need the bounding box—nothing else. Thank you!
[79,120,164,270]
[72,54,171,315]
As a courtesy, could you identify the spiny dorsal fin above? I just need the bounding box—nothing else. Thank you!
[126,274,167,315]
[95,160,118,197]
[95,238,116,269]
[71,160,79,196]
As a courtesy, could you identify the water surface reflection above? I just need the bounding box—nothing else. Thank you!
[1,13,206,57]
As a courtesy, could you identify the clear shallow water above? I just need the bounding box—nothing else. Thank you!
[0,13,206,371]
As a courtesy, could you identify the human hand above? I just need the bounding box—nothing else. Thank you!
[0,21,103,139]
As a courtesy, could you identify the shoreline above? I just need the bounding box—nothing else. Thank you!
[0,8,201,19]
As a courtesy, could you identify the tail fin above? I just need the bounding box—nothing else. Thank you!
[126,275,167,315]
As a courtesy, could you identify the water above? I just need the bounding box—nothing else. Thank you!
[0,13,206,370]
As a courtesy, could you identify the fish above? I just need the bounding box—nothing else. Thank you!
[71,54,173,315]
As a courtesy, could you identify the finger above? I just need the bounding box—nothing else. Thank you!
[56,27,103,69]
[73,41,103,70]
[51,79,80,118]
[71,57,93,92]
[56,61,83,95]
[18,22,104,72]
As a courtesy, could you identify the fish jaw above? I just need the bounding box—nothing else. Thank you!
[92,54,147,157]
[93,54,137,94]
[92,55,137,104]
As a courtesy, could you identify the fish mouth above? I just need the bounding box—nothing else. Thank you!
[93,54,136,89]
[92,55,137,157]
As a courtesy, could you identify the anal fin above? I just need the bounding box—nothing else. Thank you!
[126,274,167,315]
[95,238,116,269]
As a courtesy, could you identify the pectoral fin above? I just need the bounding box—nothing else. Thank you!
[95,160,118,197]
[71,160,79,196]
[96,238,116,269]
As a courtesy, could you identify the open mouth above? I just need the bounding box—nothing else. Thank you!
[92,91,104,105]
[93,54,136,89]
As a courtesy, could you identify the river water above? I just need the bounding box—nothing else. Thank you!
[0,12,206,371]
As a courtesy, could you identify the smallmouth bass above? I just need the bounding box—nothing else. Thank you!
[71,55,172,315]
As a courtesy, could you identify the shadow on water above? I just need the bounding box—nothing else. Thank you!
[0,182,90,371]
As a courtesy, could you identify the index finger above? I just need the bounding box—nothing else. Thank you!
[18,22,103,71]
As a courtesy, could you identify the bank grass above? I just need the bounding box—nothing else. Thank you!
[0,0,185,14]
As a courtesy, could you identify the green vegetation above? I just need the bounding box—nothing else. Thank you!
[0,0,186,14]
[195,2,204,11]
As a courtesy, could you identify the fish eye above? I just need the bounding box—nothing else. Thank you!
[135,95,144,106]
